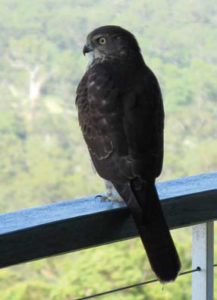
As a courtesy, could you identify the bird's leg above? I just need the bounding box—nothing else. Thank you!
[90,158,123,202]
[99,180,124,202]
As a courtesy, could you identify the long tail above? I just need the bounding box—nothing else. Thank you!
[113,180,181,282]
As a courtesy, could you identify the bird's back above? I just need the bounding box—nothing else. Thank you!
[76,60,164,182]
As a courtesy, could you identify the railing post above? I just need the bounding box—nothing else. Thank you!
[192,221,214,300]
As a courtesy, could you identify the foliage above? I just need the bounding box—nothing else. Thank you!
[0,0,216,298]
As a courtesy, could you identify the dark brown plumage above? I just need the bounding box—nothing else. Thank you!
[76,25,181,282]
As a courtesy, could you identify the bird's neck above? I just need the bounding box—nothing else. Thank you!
[87,49,144,70]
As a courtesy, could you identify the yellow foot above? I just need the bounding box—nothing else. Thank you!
[95,194,124,203]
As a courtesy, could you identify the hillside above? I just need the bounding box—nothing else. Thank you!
[0,0,216,298]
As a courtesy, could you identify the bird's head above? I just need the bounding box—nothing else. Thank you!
[83,25,140,61]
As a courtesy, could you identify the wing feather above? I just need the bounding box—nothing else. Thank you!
[122,66,164,178]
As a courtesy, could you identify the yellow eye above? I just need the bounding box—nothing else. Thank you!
[98,37,106,45]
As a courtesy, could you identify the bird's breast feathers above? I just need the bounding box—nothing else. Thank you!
[76,64,119,160]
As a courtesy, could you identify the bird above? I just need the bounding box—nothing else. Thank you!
[76,25,181,282]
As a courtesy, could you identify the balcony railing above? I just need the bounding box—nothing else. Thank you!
[0,172,216,300]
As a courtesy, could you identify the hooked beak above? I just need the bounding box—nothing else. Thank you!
[83,44,93,55]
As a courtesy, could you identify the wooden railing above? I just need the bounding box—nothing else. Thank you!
[0,172,216,299]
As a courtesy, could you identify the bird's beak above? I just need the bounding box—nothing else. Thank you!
[83,44,93,56]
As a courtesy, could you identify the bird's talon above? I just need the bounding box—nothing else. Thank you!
[95,194,110,201]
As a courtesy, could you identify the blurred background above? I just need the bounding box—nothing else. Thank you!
[0,0,216,299]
